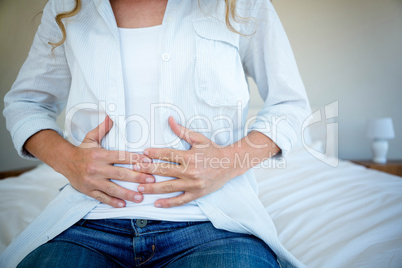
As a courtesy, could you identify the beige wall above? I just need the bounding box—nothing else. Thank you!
[250,0,402,160]
[1,0,401,171]
[0,0,47,171]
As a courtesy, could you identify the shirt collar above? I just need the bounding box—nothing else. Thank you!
[94,0,119,40]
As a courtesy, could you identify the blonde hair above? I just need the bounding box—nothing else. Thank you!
[49,0,248,50]
[49,0,81,49]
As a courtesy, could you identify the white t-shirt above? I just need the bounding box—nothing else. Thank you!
[84,25,207,221]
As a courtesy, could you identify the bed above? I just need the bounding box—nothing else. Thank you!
[1,139,401,267]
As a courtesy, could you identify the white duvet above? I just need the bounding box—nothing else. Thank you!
[1,145,401,267]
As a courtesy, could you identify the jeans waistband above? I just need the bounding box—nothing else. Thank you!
[76,218,210,236]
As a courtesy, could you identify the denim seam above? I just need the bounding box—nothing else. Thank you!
[136,228,184,236]
[49,238,127,268]
[84,221,208,236]
[137,221,211,236]
[77,219,87,227]
[85,221,133,233]
[139,236,156,266]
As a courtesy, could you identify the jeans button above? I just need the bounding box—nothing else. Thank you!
[136,219,148,228]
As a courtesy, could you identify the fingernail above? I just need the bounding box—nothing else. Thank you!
[142,157,151,163]
[155,203,162,208]
[146,177,154,183]
[118,202,125,207]
[133,164,140,171]
[134,195,142,201]
[138,186,145,192]
[143,150,149,156]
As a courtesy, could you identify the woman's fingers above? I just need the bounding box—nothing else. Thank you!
[82,116,113,147]
[100,180,143,204]
[154,193,193,208]
[143,147,188,164]
[137,178,204,196]
[83,164,155,206]
[107,150,152,165]
[102,166,155,184]
[69,115,160,208]
[89,189,132,208]
[137,180,180,195]
[168,116,208,146]
[89,190,121,207]
[89,180,144,208]
[133,162,184,177]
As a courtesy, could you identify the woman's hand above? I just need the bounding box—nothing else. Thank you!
[133,116,280,208]
[61,116,154,208]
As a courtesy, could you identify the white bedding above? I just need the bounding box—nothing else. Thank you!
[256,145,402,267]
[1,145,401,267]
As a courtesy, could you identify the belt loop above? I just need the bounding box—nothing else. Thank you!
[76,219,87,226]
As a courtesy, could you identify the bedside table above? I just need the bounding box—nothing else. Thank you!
[350,160,402,177]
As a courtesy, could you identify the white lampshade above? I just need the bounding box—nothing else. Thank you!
[367,117,395,140]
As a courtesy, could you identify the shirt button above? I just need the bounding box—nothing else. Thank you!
[136,219,148,228]
[166,16,173,22]
[162,53,170,62]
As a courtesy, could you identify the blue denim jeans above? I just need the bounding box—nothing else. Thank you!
[18,219,279,268]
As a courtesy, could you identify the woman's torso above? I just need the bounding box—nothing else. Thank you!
[63,0,249,150]
[84,0,210,221]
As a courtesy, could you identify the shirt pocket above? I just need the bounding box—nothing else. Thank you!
[192,18,250,109]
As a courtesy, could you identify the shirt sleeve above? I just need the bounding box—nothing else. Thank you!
[240,0,311,158]
[3,0,71,159]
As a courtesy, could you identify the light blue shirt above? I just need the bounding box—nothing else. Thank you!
[2,0,310,267]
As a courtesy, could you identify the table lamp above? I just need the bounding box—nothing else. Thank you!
[366,117,395,163]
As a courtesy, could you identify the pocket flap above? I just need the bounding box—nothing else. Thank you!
[192,18,240,48]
